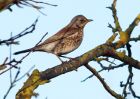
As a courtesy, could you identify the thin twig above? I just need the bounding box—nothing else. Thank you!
[14,0,57,15]
[130,35,140,42]
[16,65,35,82]
[9,32,13,84]
[3,68,20,99]
[0,32,48,75]
[84,64,123,99]
[0,18,38,45]
[0,18,39,74]
[82,63,126,82]
[3,65,35,99]
[27,0,58,6]
[107,0,122,32]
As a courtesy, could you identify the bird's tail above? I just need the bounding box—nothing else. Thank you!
[14,48,32,55]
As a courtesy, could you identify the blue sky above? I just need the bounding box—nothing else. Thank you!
[0,0,140,99]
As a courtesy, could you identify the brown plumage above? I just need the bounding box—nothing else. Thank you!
[14,15,92,56]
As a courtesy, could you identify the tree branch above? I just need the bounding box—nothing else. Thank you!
[84,64,124,99]
[107,0,122,32]
[0,18,38,46]
[0,0,57,12]
[16,41,140,98]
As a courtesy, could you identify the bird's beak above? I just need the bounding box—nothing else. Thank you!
[87,19,93,22]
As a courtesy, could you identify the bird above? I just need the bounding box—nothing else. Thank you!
[14,15,92,61]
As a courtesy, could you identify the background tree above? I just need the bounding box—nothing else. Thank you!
[1,0,140,99]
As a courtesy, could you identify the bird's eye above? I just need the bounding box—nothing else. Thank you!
[80,19,84,22]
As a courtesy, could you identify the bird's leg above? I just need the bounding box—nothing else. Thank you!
[60,55,75,60]
[55,55,65,63]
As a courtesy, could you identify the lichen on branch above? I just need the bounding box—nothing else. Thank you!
[16,69,49,99]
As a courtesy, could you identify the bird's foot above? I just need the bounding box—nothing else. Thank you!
[60,55,77,71]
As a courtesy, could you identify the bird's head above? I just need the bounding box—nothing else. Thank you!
[69,15,93,28]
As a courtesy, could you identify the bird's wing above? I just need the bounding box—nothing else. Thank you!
[38,27,80,46]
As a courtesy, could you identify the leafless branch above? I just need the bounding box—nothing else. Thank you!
[84,64,124,99]
[0,32,48,75]
[3,65,35,99]
[82,63,126,82]
[130,35,140,42]
[7,0,57,14]
[0,18,38,46]
[107,0,122,32]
